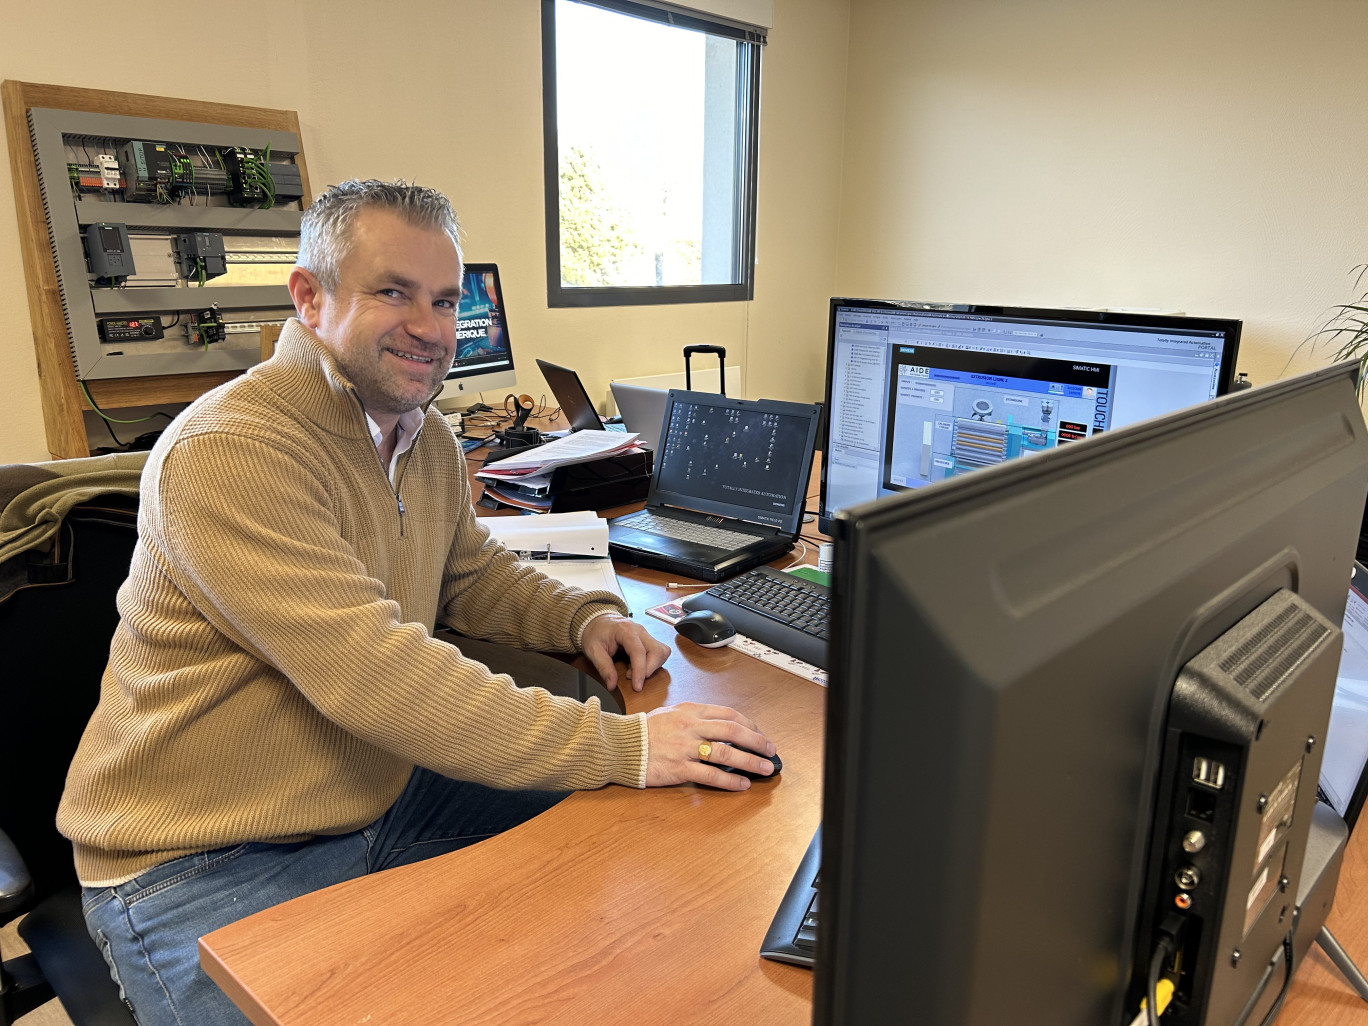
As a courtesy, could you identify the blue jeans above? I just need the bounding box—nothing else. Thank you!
[81,768,566,1026]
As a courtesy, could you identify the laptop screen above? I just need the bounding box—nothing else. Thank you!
[1321,563,1368,831]
[651,391,820,531]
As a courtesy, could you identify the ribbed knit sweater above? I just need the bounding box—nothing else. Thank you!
[58,320,645,887]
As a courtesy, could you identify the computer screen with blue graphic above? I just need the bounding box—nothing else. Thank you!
[819,299,1241,530]
[435,262,517,406]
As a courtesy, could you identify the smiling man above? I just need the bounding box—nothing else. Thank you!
[58,180,776,1026]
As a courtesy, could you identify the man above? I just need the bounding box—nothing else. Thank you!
[59,180,776,1026]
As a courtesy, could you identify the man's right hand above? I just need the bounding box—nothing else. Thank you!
[643,703,777,791]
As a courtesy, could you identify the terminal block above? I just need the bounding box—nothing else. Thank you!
[222,147,273,207]
[188,306,226,346]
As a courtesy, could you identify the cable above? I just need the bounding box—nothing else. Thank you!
[1231,931,1295,1026]
[1138,913,1187,1026]
[78,381,175,449]
[778,539,810,571]
[1125,978,1175,1026]
[1146,942,1168,1026]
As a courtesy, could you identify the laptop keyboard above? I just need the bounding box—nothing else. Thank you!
[617,510,757,549]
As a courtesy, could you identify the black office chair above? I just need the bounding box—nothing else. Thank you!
[0,494,139,1025]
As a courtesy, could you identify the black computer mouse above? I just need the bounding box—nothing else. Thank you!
[674,608,737,648]
[720,747,783,780]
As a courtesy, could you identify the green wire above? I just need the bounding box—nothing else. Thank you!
[79,380,163,425]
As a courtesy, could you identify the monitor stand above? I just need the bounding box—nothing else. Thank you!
[1295,802,1368,1002]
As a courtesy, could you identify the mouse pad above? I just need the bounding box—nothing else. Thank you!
[435,632,626,715]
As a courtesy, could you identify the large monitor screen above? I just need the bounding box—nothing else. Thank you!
[819,299,1241,528]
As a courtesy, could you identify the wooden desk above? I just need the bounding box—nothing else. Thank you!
[201,561,823,1025]
[198,434,1367,1026]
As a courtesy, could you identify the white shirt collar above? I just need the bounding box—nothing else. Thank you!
[365,407,425,484]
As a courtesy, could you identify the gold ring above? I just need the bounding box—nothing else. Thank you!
[698,742,712,761]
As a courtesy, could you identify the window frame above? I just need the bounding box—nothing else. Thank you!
[540,0,764,308]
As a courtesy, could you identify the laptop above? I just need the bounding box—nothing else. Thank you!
[608,390,821,583]
[537,359,605,433]
[609,381,669,450]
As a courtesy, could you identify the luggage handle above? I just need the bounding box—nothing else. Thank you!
[683,345,726,396]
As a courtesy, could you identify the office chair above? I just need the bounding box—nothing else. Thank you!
[0,495,139,1025]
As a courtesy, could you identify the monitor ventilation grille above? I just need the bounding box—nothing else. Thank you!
[1219,603,1330,701]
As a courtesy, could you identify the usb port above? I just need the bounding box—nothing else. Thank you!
[1192,756,1226,790]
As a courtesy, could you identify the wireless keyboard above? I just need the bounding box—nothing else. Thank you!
[681,565,829,669]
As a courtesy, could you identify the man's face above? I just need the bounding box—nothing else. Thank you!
[302,208,463,416]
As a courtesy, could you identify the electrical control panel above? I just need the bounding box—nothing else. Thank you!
[28,107,309,380]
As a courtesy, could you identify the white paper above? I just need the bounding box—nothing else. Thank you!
[484,510,610,557]
[475,431,640,478]
[522,558,625,601]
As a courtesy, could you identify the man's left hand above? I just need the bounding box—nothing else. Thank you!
[582,613,671,692]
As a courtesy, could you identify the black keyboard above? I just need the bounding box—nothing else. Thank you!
[760,825,822,967]
[681,565,830,669]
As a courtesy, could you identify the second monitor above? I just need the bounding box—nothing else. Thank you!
[434,262,518,407]
[818,298,1241,530]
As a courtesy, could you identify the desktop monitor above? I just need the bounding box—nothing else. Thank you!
[434,262,517,407]
[818,299,1242,532]
[1321,561,1368,831]
[813,362,1368,1026]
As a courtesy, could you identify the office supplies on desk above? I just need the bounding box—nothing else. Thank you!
[477,430,640,479]
[682,565,829,669]
[673,609,737,648]
[480,509,610,557]
[479,512,624,599]
[608,390,821,583]
[479,447,652,514]
[645,595,829,685]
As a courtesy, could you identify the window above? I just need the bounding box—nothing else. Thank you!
[541,0,765,307]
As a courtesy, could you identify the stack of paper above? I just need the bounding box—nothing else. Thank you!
[475,431,642,497]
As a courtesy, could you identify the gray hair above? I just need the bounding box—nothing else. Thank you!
[296,179,463,293]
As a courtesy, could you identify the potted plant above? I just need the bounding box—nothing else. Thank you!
[1311,265,1368,392]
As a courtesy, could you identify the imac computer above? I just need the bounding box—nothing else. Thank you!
[818,299,1242,531]
[434,262,517,408]
[813,362,1368,1026]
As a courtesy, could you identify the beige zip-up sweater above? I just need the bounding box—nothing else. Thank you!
[58,320,644,886]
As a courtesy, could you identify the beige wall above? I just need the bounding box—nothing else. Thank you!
[837,0,1368,391]
[12,1,1351,465]
[0,0,849,463]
